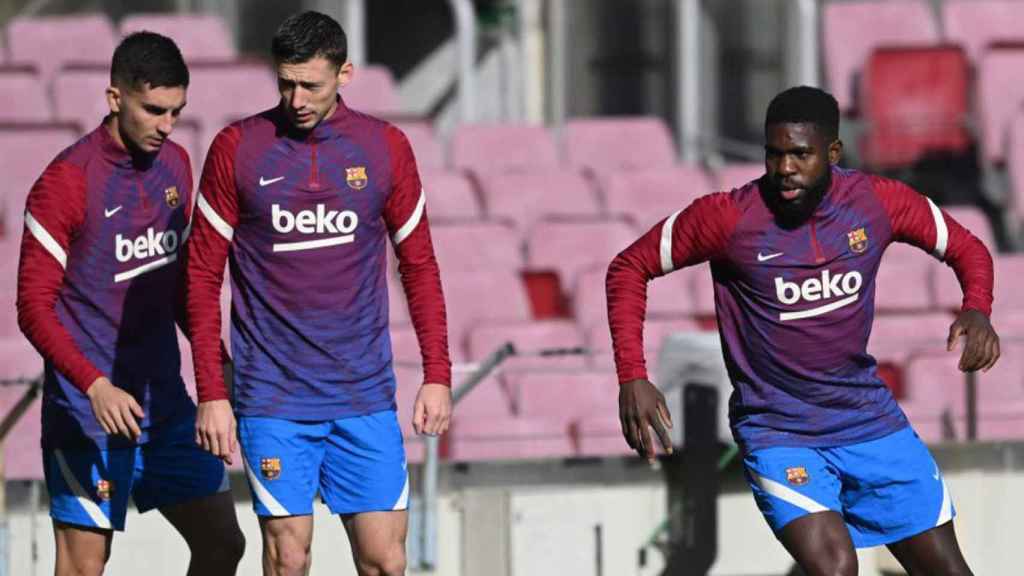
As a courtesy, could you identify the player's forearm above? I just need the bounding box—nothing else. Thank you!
[606,250,654,384]
[398,255,452,386]
[185,228,231,402]
[944,228,994,315]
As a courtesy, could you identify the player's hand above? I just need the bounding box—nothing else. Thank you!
[619,379,674,463]
[947,309,1000,373]
[86,377,144,441]
[413,383,451,436]
[196,399,237,465]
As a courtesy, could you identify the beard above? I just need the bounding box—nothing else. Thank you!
[760,169,832,229]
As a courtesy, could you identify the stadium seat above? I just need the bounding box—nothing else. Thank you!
[0,125,79,239]
[976,342,1024,409]
[0,377,43,480]
[998,310,1024,338]
[934,253,1024,313]
[395,121,444,169]
[0,67,50,122]
[868,312,953,365]
[5,14,116,89]
[941,0,1024,65]
[430,221,523,273]
[563,116,676,173]
[477,169,601,231]
[342,65,402,117]
[448,415,574,461]
[386,258,411,326]
[876,242,941,313]
[185,62,279,156]
[393,366,427,462]
[526,218,637,291]
[601,165,716,228]
[976,47,1024,165]
[466,320,587,368]
[450,123,559,173]
[943,205,998,250]
[443,272,533,359]
[859,46,970,168]
[52,65,113,131]
[389,324,420,367]
[505,371,618,426]
[902,351,965,415]
[821,0,940,113]
[1009,112,1024,224]
[571,416,634,457]
[119,12,236,62]
[572,264,703,331]
[419,169,481,221]
[584,318,702,371]
[715,163,763,191]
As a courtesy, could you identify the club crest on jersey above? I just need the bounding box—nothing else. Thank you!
[847,227,868,254]
[96,479,114,501]
[786,467,809,486]
[346,166,368,190]
[164,186,180,208]
[260,457,281,480]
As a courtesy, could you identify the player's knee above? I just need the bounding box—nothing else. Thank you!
[268,539,311,575]
[802,545,857,576]
[214,527,246,565]
[356,545,406,576]
[59,553,108,576]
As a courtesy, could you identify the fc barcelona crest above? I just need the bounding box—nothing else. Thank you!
[346,166,368,190]
[847,227,868,254]
[164,186,180,208]
[260,457,282,480]
[786,467,809,486]
[96,479,114,501]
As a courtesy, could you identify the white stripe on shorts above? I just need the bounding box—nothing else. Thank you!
[243,455,290,516]
[53,450,112,529]
[752,471,829,514]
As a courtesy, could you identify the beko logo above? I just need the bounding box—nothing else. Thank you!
[774,270,862,321]
[271,204,359,252]
[113,228,180,283]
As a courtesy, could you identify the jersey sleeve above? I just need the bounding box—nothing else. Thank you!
[382,125,452,386]
[607,192,739,384]
[871,175,993,316]
[186,126,242,402]
[16,160,104,392]
[171,142,195,336]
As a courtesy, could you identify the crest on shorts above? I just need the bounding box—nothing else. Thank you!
[260,457,281,480]
[96,479,114,501]
[346,166,368,190]
[164,186,180,208]
[786,467,809,486]
[847,227,868,254]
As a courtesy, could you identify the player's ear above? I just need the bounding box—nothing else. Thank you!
[106,85,122,115]
[337,61,354,88]
[828,138,843,165]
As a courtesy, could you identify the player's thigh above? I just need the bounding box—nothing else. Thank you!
[260,514,315,564]
[778,511,858,576]
[237,416,330,517]
[159,489,244,554]
[340,510,408,567]
[44,446,136,532]
[886,521,972,576]
[53,520,112,576]
[320,410,408,515]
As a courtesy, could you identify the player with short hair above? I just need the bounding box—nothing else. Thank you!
[607,86,997,576]
[16,31,244,576]
[186,11,452,576]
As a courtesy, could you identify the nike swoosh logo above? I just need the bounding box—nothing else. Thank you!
[104,206,123,218]
[757,251,784,262]
[259,176,285,187]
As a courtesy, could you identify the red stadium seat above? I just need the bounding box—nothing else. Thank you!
[119,13,236,63]
[822,0,939,113]
[395,121,444,169]
[859,46,970,169]
[876,243,941,313]
[601,165,715,229]
[941,0,1024,65]
[976,47,1024,165]
[715,163,763,191]
[526,218,637,291]
[5,14,116,89]
[448,415,574,461]
[451,123,559,173]
[564,116,676,173]
[477,169,601,231]
[0,67,50,122]
[343,65,402,117]
[467,320,586,368]
[0,125,80,239]
[419,169,481,221]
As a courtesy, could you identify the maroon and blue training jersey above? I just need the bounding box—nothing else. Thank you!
[17,124,196,450]
[608,167,993,451]
[187,99,451,420]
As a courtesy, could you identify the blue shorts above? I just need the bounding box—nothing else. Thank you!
[238,410,408,517]
[44,415,229,532]
[743,426,954,548]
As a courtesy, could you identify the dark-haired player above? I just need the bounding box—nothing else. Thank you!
[17,32,244,576]
[186,11,451,576]
[607,86,998,575]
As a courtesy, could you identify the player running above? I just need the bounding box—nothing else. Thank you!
[186,11,452,576]
[607,86,997,575]
[16,32,244,576]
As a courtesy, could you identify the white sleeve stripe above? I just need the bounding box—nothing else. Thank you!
[392,189,426,246]
[927,197,948,260]
[660,209,683,274]
[196,193,234,242]
[24,212,67,269]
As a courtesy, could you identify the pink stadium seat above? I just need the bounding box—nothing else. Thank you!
[0,125,79,238]
[526,218,637,290]
[689,263,716,317]
[0,336,41,383]
[395,121,444,169]
[343,65,401,117]
[976,343,1024,409]
[466,320,586,368]
[876,242,941,312]
[903,351,965,415]
[449,415,574,461]
[0,67,50,122]
[943,205,997,250]
[572,416,634,457]
[506,371,618,423]
[0,379,43,480]
[430,221,522,273]
[451,123,559,173]
[976,47,1024,165]
[419,169,480,221]
[822,0,940,113]
[119,13,236,62]
[5,14,116,88]
[477,169,600,230]
[997,310,1024,338]
[941,0,1024,64]
[573,264,703,329]
[1009,112,1024,223]
[185,62,279,156]
[394,366,426,462]
[443,272,533,359]
[601,165,716,228]
[868,312,953,365]
[52,66,113,131]
[584,318,702,371]
[564,116,676,172]
[715,163,763,191]
[934,254,1024,313]
[390,325,420,366]
[859,46,970,168]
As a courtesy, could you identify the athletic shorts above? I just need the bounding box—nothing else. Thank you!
[44,415,229,532]
[743,426,954,548]
[238,410,409,517]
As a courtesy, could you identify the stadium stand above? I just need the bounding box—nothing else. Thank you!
[563,116,677,172]
[52,65,113,131]
[976,46,1024,165]
[419,169,481,221]
[940,0,1024,65]
[0,124,79,239]
[601,165,716,229]
[526,218,637,291]
[876,243,942,312]
[714,162,763,190]
[477,169,601,230]
[451,123,559,173]
[119,12,237,62]
[0,67,50,122]
[430,221,522,272]
[1009,112,1024,225]
[395,121,445,169]
[4,14,116,89]
[448,415,573,461]
[466,320,587,368]
[184,61,279,158]
[342,64,402,117]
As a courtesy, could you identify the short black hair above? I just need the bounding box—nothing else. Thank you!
[765,86,840,142]
[110,31,189,91]
[272,11,348,67]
